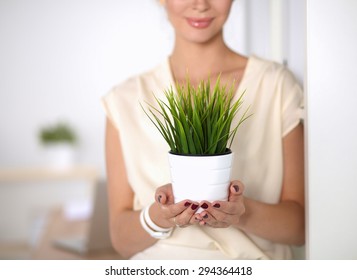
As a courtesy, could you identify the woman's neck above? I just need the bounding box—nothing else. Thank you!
[169,37,247,88]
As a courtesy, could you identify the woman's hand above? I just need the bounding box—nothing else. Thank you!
[193,180,246,228]
[151,184,200,228]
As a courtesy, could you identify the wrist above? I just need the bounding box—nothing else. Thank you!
[149,202,173,228]
[139,203,173,240]
[235,196,251,230]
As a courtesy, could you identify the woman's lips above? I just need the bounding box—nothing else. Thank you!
[186,17,213,29]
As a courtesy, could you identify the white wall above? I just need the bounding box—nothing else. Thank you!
[0,0,172,174]
[286,0,305,84]
[306,0,357,259]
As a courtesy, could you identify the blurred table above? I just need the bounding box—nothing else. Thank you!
[0,165,98,183]
[32,207,123,260]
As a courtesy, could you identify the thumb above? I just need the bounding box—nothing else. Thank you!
[156,190,168,205]
[155,183,174,205]
[228,180,245,202]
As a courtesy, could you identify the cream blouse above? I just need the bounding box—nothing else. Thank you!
[102,56,304,260]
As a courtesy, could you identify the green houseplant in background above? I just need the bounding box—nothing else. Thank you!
[39,122,77,169]
[142,77,251,208]
[40,122,77,145]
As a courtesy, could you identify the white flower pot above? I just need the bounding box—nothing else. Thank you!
[168,151,234,210]
[42,143,76,170]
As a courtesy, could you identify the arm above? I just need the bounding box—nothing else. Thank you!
[237,123,305,245]
[194,123,305,246]
[105,118,198,258]
[105,118,157,258]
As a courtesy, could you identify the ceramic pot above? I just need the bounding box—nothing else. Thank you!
[43,143,76,170]
[168,150,233,210]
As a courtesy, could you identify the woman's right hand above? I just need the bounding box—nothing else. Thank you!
[151,184,199,228]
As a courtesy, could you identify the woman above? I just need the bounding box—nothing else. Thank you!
[102,0,304,259]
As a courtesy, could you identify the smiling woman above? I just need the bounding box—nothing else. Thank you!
[163,0,232,45]
[102,0,304,260]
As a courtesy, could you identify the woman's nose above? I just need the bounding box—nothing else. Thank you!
[192,0,210,12]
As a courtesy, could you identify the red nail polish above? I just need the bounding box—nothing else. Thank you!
[201,203,208,209]
[184,201,191,207]
[213,203,220,208]
[191,204,198,210]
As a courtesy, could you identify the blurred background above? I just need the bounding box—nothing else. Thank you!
[0,0,305,259]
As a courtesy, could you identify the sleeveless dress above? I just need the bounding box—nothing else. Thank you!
[101,56,304,259]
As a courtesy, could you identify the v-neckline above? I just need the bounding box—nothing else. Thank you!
[164,55,253,98]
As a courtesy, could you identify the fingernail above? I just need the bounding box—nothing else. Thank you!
[213,203,220,208]
[233,185,239,192]
[184,201,191,207]
[158,195,162,203]
[203,214,208,219]
[191,204,198,210]
[201,203,208,209]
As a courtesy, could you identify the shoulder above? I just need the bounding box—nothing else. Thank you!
[104,59,171,103]
[247,55,298,86]
[249,56,285,76]
[242,56,302,98]
[101,59,171,129]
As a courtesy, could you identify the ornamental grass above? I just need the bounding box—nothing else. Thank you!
[142,77,251,155]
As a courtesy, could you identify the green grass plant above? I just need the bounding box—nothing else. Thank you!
[39,122,77,145]
[142,77,251,155]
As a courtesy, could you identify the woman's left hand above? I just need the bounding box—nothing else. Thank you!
[192,180,246,228]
